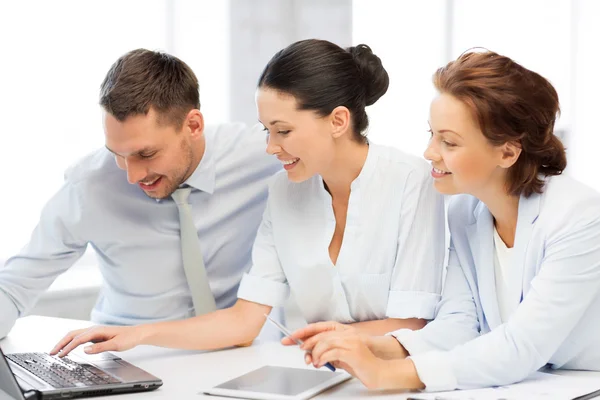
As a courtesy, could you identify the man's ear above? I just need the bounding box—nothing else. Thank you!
[330,106,351,139]
[186,109,204,139]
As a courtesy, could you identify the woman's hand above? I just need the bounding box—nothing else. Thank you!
[282,320,354,346]
[281,321,356,364]
[284,321,408,361]
[50,325,148,357]
[308,332,390,389]
[307,331,423,390]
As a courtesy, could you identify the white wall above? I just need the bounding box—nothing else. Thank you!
[570,0,600,191]
[353,0,448,157]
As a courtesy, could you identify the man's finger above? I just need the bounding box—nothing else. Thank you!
[60,330,107,357]
[50,329,88,355]
[84,340,115,355]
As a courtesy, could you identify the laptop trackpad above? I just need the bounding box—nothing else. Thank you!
[92,360,154,382]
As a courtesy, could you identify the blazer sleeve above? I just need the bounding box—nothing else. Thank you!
[408,201,600,391]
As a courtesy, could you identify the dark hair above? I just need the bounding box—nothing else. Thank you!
[257,39,389,143]
[433,50,567,197]
[100,48,200,128]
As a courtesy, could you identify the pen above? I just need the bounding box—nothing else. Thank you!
[264,314,336,372]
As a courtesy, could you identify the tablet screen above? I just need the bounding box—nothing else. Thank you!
[212,366,348,398]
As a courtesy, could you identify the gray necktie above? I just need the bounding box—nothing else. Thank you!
[171,187,217,315]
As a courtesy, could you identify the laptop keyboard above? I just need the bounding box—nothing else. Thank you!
[7,352,122,389]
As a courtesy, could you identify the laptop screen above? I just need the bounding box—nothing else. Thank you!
[0,348,24,400]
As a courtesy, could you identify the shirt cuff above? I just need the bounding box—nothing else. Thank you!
[409,351,458,392]
[385,291,440,320]
[387,328,439,356]
[0,289,19,338]
[237,273,290,307]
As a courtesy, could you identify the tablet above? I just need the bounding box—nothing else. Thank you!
[203,365,351,400]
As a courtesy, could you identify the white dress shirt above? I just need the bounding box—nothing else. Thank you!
[0,123,281,337]
[391,174,600,391]
[237,143,446,323]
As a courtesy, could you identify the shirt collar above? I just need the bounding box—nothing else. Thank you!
[182,136,216,194]
[350,143,377,188]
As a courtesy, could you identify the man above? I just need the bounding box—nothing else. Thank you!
[0,49,281,338]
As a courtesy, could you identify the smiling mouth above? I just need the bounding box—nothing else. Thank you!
[280,158,300,166]
[433,167,451,174]
[139,177,160,185]
[138,176,162,190]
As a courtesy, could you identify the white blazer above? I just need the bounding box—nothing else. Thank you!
[391,174,600,391]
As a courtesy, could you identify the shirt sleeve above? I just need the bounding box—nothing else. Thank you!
[0,180,88,338]
[385,168,445,320]
[409,203,600,391]
[389,237,481,356]
[237,193,290,307]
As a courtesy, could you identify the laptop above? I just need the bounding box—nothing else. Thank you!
[0,347,162,399]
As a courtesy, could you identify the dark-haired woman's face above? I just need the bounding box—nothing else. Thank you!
[424,93,508,196]
[256,88,337,183]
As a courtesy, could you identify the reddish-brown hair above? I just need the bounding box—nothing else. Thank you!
[433,50,567,197]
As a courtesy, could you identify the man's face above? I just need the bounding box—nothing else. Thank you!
[104,108,198,199]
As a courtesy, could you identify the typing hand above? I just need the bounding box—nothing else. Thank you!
[50,325,145,357]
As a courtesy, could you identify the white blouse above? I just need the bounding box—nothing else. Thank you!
[493,228,520,323]
[237,143,446,323]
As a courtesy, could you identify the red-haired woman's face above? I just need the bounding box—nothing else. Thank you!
[424,93,509,197]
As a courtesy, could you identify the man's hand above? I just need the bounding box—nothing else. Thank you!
[50,325,147,357]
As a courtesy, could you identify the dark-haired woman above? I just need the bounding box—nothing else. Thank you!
[51,39,445,356]
[290,50,600,392]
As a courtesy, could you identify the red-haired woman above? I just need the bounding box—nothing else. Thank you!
[290,50,600,392]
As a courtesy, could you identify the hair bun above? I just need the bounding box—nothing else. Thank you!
[347,44,389,106]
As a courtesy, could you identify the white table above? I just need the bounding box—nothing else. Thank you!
[1,316,400,399]
[4,317,600,400]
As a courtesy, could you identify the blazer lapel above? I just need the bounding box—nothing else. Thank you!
[467,201,502,329]
[512,192,542,300]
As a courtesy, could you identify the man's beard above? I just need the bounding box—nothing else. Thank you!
[145,144,194,200]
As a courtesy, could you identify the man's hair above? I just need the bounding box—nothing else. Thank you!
[100,49,200,128]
